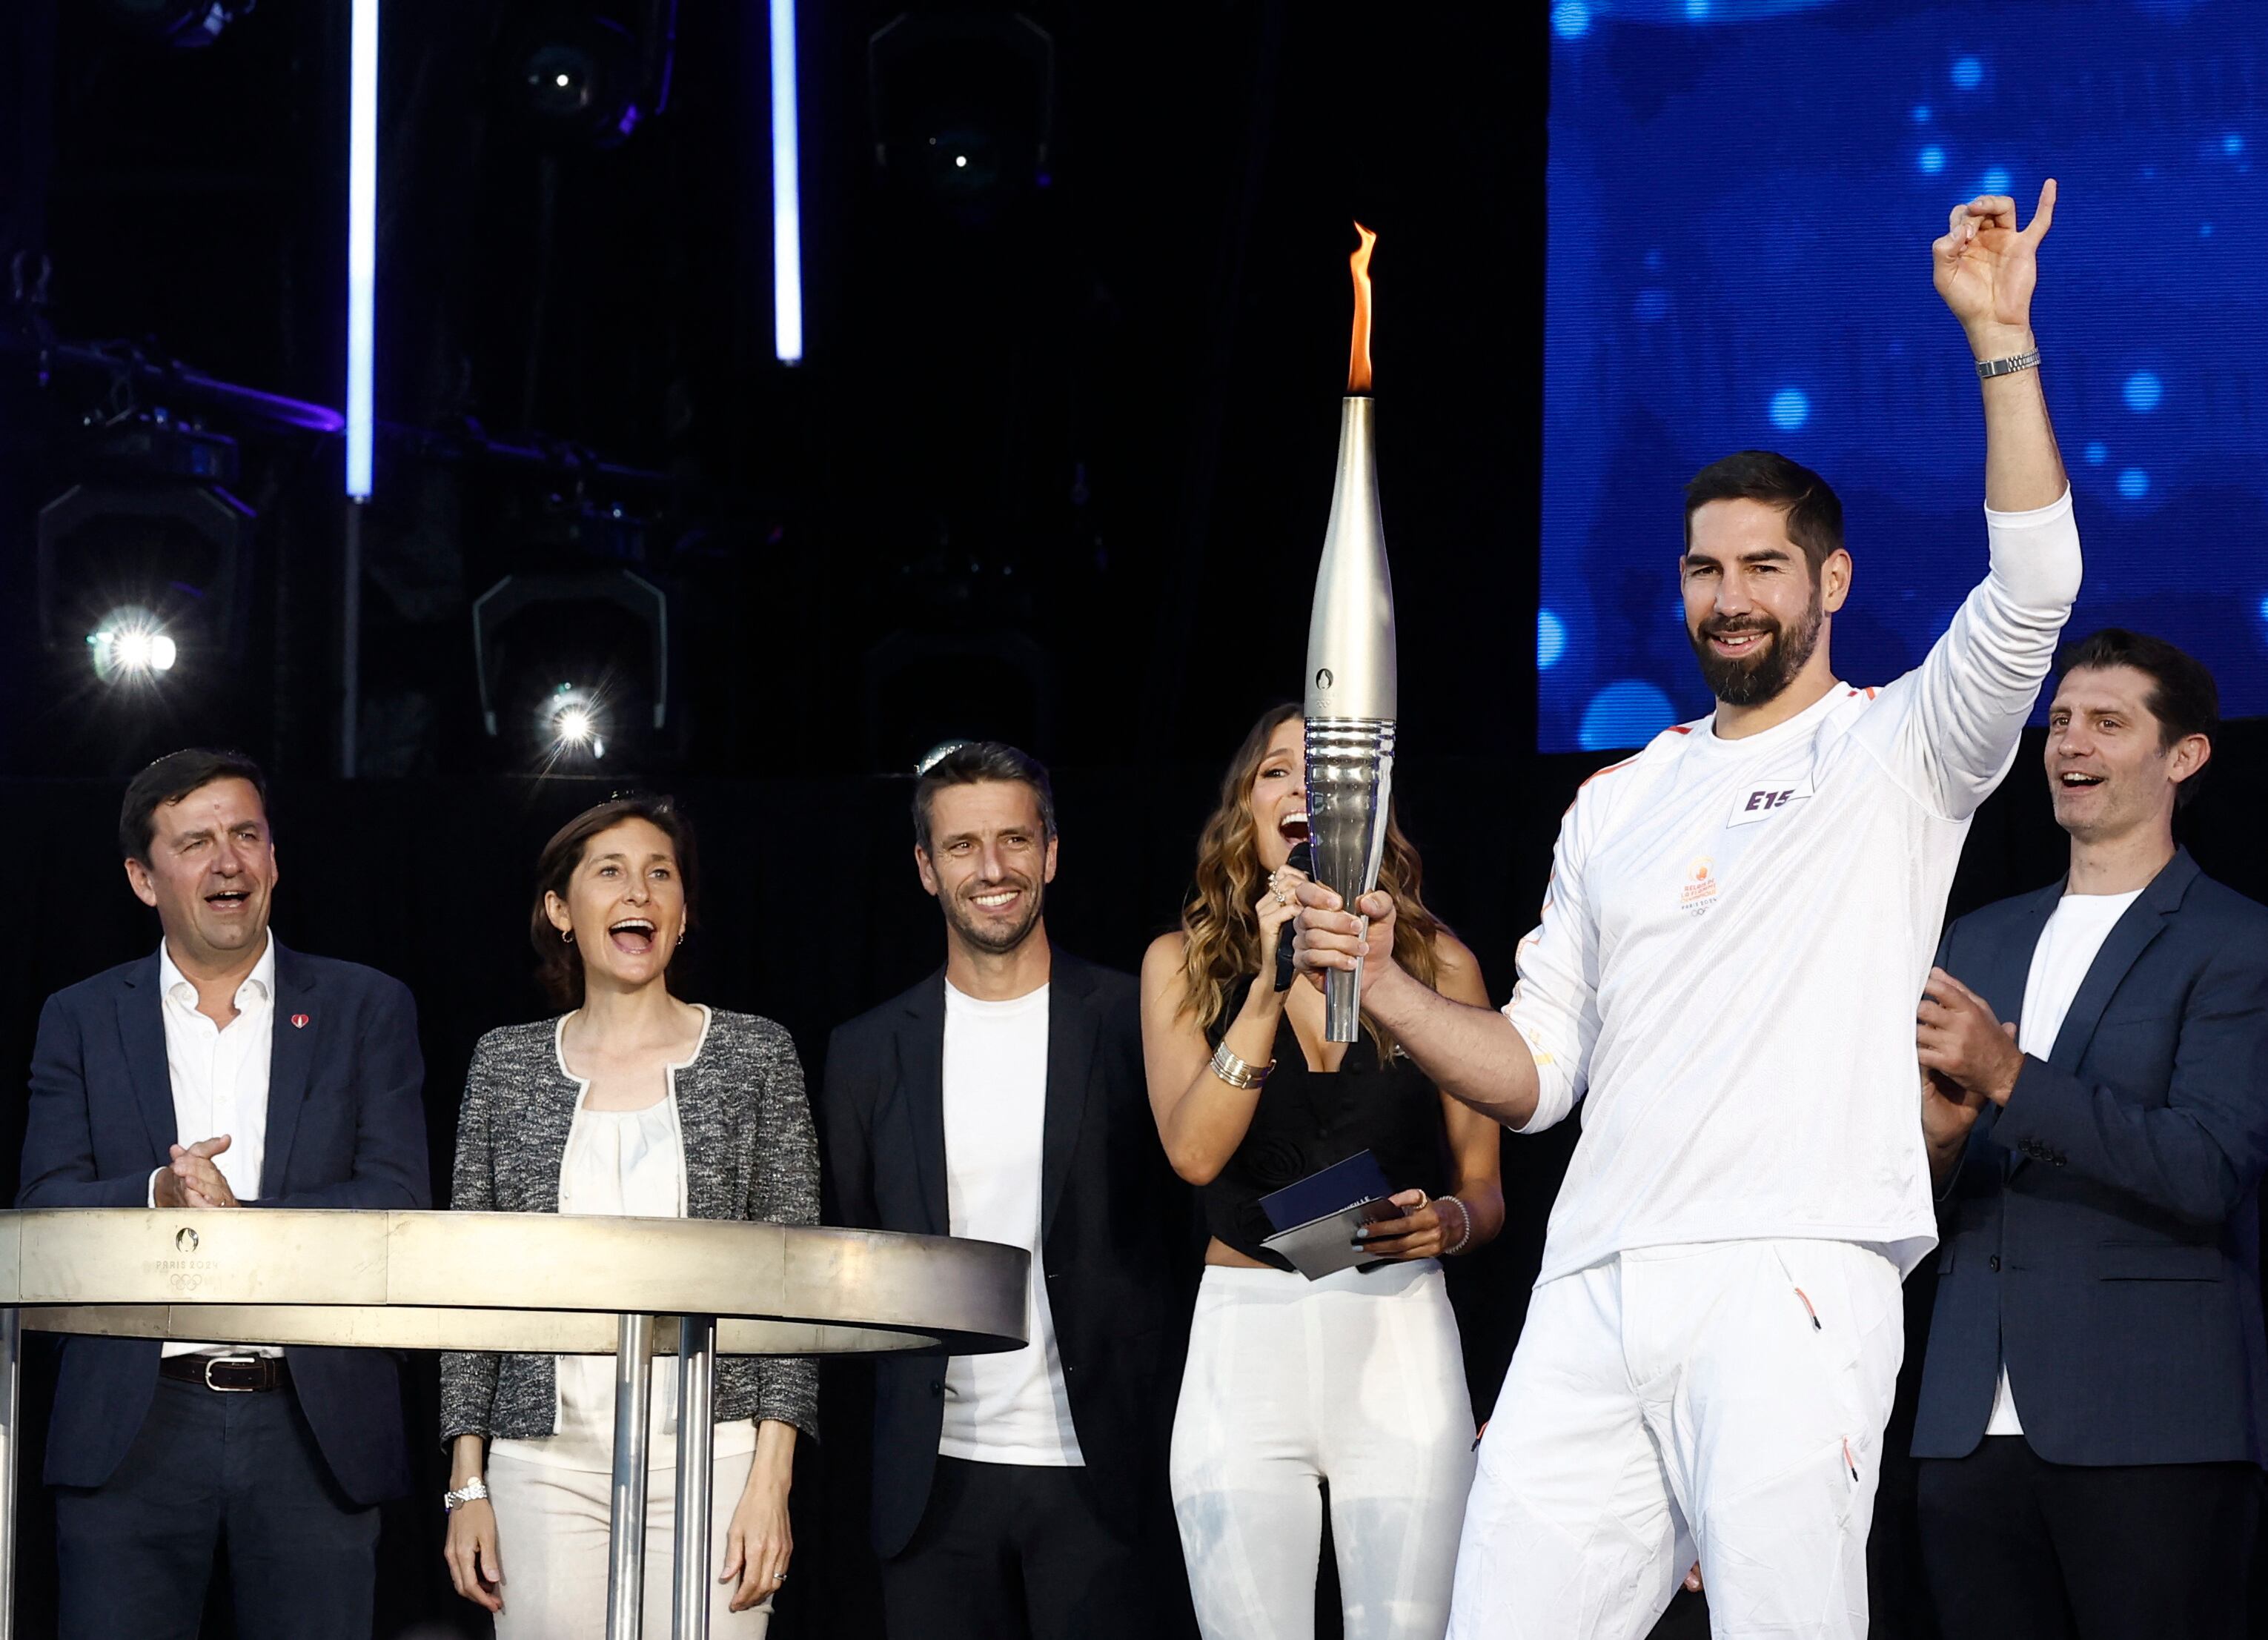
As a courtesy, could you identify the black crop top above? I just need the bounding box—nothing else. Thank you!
[1201,977,1452,1269]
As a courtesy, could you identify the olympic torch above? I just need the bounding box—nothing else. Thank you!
[1304,222,1396,1044]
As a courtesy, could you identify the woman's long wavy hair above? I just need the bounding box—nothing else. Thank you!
[1177,703,1445,1059]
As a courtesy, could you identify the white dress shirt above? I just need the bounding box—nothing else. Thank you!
[149,936,279,1358]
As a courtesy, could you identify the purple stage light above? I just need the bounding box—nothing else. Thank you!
[771,0,803,364]
[346,0,379,496]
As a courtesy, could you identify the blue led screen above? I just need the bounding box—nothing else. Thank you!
[1540,0,2268,753]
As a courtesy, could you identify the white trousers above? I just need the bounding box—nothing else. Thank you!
[1448,1238,1903,1640]
[1170,1259,1477,1640]
[487,1446,773,1639]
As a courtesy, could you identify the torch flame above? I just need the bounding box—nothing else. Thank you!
[1346,220,1377,394]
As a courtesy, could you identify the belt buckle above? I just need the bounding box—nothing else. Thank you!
[202,1355,261,1392]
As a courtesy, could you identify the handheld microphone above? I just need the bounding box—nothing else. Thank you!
[1273,840,1314,994]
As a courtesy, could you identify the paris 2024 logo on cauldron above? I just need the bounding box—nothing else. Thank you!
[155,1224,219,1294]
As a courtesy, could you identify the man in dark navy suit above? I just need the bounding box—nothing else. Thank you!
[821,742,1193,1640]
[1912,631,2268,1639]
[18,748,430,1639]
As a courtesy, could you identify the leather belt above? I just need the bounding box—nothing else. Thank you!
[159,1354,291,1393]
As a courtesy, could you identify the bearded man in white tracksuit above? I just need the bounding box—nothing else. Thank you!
[1293,185,2080,1639]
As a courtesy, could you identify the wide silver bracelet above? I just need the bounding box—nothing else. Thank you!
[1208,1040,1274,1090]
[1974,348,2041,379]
[443,1477,490,1513]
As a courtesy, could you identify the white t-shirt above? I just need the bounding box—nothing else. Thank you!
[938,982,1084,1466]
[1505,491,2083,1284]
[1983,887,2143,1436]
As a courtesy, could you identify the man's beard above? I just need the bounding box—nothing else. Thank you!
[1688,582,1826,708]
[943,877,1045,955]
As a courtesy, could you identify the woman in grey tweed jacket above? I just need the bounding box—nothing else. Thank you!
[440,794,818,1635]
[437,1015,820,1444]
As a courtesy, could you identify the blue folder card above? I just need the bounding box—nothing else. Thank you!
[1258,1149,1393,1233]
[1258,1150,1399,1281]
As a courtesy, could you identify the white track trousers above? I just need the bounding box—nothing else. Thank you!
[1171,1260,1477,1640]
[1448,1239,1903,1640]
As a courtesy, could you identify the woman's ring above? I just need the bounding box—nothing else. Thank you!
[1269,870,1289,906]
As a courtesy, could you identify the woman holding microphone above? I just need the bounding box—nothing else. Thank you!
[1140,704,1503,1640]
[439,793,818,1635]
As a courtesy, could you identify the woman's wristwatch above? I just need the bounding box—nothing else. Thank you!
[443,1478,490,1514]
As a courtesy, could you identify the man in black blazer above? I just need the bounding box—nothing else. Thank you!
[1913,631,2268,1639]
[822,741,1193,1640]
[18,748,430,1639]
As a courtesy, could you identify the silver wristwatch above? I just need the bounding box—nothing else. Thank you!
[1974,348,2041,379]
[443,1478,490,1513]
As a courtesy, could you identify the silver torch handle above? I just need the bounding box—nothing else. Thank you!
[1304,717,1396,1043]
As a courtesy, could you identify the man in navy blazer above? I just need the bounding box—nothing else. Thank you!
[1912,631,2268,1639]
[18,748,430,1639]
[821,742,1194,1640]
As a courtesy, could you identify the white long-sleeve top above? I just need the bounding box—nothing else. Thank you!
[1506,491,2083,1285]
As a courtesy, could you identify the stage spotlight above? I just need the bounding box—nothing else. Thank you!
[474,569,670,768]
[541,684,608,760]
[87,609,180,684]
[104,0,256,47]
[868,11,1055,223]
[37,472,256,671]
[498,4,677,148]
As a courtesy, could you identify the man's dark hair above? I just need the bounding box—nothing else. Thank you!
[1682,450,1845,574]
[119,748,269,864]
[529,792,700,1009]
[2057,628,2221,809]
[912,741,1056,855]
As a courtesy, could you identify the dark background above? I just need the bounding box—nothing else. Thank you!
[0,0,2260,1636]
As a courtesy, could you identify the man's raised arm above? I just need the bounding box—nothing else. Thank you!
[1942,179,2068,511]
[1897,180,2084,819]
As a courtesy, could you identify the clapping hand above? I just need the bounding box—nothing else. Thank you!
[1917,969,2026,1107]
[153,1135,238,1209]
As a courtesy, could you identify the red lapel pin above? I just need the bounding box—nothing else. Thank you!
[291,1013,310,1029]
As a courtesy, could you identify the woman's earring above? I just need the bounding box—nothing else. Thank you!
[562,929,574,945]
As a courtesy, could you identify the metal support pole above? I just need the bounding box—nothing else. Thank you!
[0,1308,19,1640]
[607,1312,656,1640]
[672,1314,718,1640]
[340,498,363,777]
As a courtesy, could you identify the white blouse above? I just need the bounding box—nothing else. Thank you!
[489,1008,757,1473]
